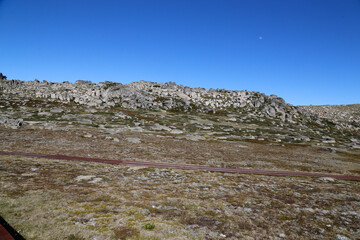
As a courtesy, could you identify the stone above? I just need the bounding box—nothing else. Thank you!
[89,177,103,184]
[38,112,52,117]
[336,235,349,240]
[86,108,98,113]
[170,129,183,134]
[77,119,93,125]
[183,135,205,141]
[279,233,286,238]
[50,108,64,113]
[126,137,141,144]
[74,175,96,182]
[236,207,252,213]
[62,114,75,120]
[151,124,171,131]
[316,177,336,183]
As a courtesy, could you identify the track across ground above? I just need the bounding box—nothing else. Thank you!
[0,151,359,181]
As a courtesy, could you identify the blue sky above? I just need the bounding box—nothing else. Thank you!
[0,0,359,105]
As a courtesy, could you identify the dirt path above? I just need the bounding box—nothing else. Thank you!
[1,151,359,181]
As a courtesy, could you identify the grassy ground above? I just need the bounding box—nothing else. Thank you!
[1,155,359,240]
[0,127,359,175]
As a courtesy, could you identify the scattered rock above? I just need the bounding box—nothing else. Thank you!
[279,233,286,238]
[126,137,141,143]
[183,135,205,141]
[89,177,103,184]
[170,129,183,134]
[336,235,349,240]
[316,177,336,183]
[38,112,52,117]
[50,108,64,113]
[77,119,93,125]
[0,116,23,129]
[128,166,148,171]
[219,233,226,238]
[151,124,171,131]
[74,175,96,182]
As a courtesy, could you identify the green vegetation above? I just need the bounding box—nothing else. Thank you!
[143,224,155,230]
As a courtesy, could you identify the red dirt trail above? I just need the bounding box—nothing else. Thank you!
[1,151,359,181]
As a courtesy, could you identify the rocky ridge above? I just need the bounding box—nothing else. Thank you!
[0,75,303,122]
[1,73,359,149]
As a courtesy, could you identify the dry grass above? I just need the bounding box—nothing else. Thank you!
[0,126,359,175]
[0,155,359,239]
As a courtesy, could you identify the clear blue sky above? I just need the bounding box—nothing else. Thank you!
[0,0,359,105]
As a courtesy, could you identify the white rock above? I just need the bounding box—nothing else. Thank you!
[89,177,103,184]
[126,137,141,143]
[170,129,183,134]
[151,123,171,131]
[74,175,96,182]
[183,135,205,141]
[227,117,237,122]
[50,108,64,113]
[316,177,336,183]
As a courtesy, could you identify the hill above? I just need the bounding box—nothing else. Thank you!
[0,74,359,239]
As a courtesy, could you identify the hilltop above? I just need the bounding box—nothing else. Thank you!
[1,75,359,149]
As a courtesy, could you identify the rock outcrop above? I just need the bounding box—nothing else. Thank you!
[0,77,306,122]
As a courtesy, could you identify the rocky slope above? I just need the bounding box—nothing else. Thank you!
[0,75,303,121]
[0,73,359,149]
[300,104,360,130]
